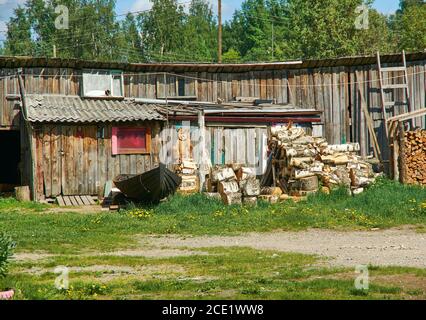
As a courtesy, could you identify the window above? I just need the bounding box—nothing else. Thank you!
[82,70,124,98]
[156,74,196,99]
[178,78,186,97]
[112,127,151,155]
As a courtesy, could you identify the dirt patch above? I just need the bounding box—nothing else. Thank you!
[143,228,426,268]
[46,206,103,214]
[96,248,209,259]
[371,274,426,292]
[13,252,56,262]
[22,264,187,281]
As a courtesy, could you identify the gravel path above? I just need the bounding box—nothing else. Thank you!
[146,227,426,268]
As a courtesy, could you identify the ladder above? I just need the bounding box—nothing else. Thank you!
[377,50,412,139]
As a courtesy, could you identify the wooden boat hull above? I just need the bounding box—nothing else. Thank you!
[114,164,182,203]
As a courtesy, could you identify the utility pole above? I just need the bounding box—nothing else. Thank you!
[53,44,57,58]
[271,23,274,60]
[218,0,222,63]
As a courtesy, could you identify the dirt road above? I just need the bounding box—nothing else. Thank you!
[144,227,426,268]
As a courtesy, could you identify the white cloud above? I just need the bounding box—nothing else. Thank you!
[0,0,27,40]
[130,0,153,13]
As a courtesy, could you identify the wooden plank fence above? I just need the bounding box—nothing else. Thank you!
[0,59,425,160]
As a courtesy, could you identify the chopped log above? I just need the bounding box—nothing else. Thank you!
[292,169,316,179]
[289,176,319,191]
[236,167,257,181]
[320,154,350,165]
[182,160,197,169]
[279,194,291,201]
[211,167,236,183]
[206,178,217,193]
[289,190,318,197]
[240,179,261,196]
[320,186,331,194]
[260,187,283,196]
[221,192,242,205]
[289,157,314,168]
[352,188,364,195]
[243,196,258,206]
[349,169,374,187]
[218,180,240,194]
[15,186,31,202]
[180,175,199,188]
[258,195,279,204]
[323,143,360,154]
[285,148,317,158]
[204,192,222,201]
[401,129,425,185]
[229,163,244,172]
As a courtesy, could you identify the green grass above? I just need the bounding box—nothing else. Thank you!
[1,247,424,300]
[0,179,424,253]
[0,179,425,300]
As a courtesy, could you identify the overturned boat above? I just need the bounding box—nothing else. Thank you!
[114,163,182,204]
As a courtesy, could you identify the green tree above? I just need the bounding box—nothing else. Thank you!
[224,0,281,61]
[4,6,34,56]
[393,0,426,51]
[222,48,242,62]
[181,0,217,61]
[138,0,185,61]
[116,14,144,62]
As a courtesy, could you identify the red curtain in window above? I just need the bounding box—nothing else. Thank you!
[112,127,151,155]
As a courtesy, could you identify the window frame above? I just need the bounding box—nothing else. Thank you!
[82,69,124,98]
[112,127,152,155]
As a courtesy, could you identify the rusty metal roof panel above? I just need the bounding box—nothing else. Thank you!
[25,94,165,123]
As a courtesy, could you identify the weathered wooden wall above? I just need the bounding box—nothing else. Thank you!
[1,61,424,153]
[162,124,269,175]
[0,59,425,194]
[32,121,161,200]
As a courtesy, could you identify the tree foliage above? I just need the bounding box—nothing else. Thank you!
[2,0,425,62]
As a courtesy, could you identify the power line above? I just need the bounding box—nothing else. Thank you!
[10,70,425,89]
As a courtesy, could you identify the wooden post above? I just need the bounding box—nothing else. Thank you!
[198,111,210,192]
[391,123,400,181]
[398,122,407,184]
[15,186,31,202]
[17,70,37,201]
[218,0,222,63]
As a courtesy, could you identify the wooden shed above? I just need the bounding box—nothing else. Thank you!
[21,94,165,202]
[0,52,425,200]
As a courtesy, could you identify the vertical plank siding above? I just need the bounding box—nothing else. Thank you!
[0,60,425,198]
[32,122,160,200]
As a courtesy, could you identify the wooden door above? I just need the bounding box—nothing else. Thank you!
[61,126,98,196]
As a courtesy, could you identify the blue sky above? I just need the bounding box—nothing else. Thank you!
[0,0,401,39]
[116,0,401,20]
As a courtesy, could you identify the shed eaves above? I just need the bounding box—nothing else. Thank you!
[25,95,166,123]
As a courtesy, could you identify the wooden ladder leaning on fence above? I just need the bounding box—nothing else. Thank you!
[376,51,426,182]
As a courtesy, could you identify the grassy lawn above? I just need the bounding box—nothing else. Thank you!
[0,179,424,254]
[1,247,426,300]
[0,179,425,300]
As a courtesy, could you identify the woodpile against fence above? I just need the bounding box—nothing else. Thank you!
[175,160,199,193]
[205,165,260,205]
[266,124,379,196]
[401,129,426,185]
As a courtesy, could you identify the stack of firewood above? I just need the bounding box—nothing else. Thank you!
[403,129,426,185]
[205,165,260,205]
[269,125,378,195]
[175,159,199,193]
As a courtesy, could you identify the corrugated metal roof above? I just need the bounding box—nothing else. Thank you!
[25,95,165,123]
[1,51,425,72]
